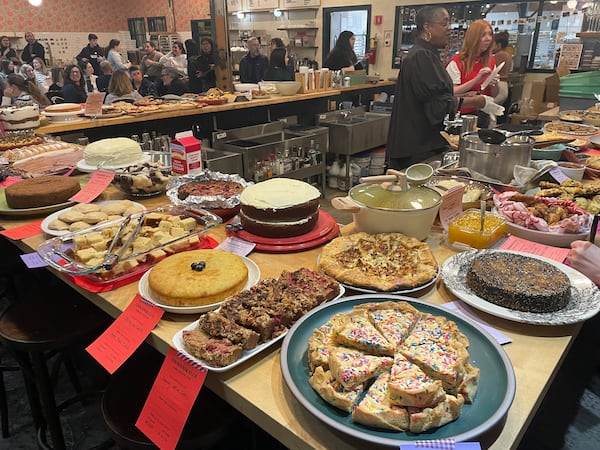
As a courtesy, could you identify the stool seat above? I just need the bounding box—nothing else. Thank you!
[0,289,109,450]
[102,345,235,449]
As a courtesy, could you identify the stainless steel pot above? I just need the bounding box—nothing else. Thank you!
[332,182,442,240]
[458,131,534,183]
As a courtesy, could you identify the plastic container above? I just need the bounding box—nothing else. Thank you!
[559,72,600,110]
[447,209,506,249]
[557,161,585,181]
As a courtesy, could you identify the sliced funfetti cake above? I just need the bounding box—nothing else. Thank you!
[387,354,446,408]
[333,311,395,356]
[363,301,419,351]
[352,371,410,431]
[408,394,464,433]
[307,313,346,372]
[328,345,393,390]
[458,363,480,403]
[308,366,363,413]
[399,340,470,394]
[403,313,469,348]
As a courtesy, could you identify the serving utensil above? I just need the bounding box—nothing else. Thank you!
[590,214,599,243]
[477,128,543,145]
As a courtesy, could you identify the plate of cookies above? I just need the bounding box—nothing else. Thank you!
[41,200,145,236]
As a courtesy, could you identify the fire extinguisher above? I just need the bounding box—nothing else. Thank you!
[368,37,377,65]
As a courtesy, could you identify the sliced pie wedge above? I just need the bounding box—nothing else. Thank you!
[387,354,446,408]
[328,345,393,390]
[333,311,395,356]
[308,366,363,413]
[408,394,464,433]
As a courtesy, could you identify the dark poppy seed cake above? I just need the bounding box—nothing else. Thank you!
[466,252,570,313]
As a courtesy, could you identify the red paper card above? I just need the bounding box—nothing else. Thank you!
[0,176,22,188]
[499,235,570,263]
[136,348,207,450]
[86,294,163,374]
[69,170,114,203]
[0,219,43,240]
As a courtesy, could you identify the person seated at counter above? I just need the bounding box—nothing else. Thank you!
[32,57,50,92]
[3,73,49,107]
[104,69,142,104]
[0,58,15,81]
[61,63,87,104]
[96,60,112,93]
[141,40,164,84]
[19,64,36,84]
[79,60,98,94]
[323,30,366,72]
[155,67,187,97]
[263,48,293,81]
[239,37,268,84]
[129,65,156,97]
[45,65,63,103]
[159,41,187,78]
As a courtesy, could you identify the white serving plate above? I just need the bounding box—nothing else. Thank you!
[41,200,145,237]
[139,256,261,314]
[76,153,151,173]
[341,269,439,295]
[504,220,588,248]
[440,249,600,325]
[173,284,345,372]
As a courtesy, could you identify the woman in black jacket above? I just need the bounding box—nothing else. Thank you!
[263,48,293,81]
[61,64,87,103]
[323,30,363,71]
[188,38,217,93]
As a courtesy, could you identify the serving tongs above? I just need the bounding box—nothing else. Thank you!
[101,212,146,270]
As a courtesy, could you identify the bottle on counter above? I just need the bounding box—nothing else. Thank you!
[329,160,340,189]
[338,163,348,191]
[282,149,293,173]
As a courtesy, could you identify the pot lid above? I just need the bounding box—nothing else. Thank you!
[349,183,441,210]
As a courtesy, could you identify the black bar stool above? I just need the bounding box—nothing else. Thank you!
[0,284,110,450]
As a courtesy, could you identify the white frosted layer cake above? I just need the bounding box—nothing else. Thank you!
[83,137,143,166]
[0,105,40,130]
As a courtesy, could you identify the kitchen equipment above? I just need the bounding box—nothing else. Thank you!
[405,163,434,186]
[459,132,534,183]
[331,169,442,240]
[477,128,542,145]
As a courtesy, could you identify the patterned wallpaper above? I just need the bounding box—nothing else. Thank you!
[0,0,209,32]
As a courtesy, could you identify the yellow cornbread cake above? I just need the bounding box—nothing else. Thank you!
[148,250,248,306]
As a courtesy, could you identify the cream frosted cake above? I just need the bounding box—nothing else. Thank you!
[83,137,143,167]
[0,105,40,130]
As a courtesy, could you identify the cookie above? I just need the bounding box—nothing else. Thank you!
[48,219,70,231]
[59,210,85,223]
[69,221,91,232]
[72,203,102,213]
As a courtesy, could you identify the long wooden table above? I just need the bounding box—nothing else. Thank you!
[0,189,580,450]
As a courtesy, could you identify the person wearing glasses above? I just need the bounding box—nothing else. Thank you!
[446,20,499,128]
[386,6,503,170]
[156,67,187,96]
[61,64,87,103]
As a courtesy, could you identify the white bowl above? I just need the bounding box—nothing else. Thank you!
[274,81,301,96]
[558,162,585,181]
[233,83,259,93]
[505,221,588,248]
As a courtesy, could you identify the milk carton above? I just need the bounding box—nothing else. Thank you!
[170,131,202,175]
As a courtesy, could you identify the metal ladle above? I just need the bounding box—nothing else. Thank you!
[477,128,543,145]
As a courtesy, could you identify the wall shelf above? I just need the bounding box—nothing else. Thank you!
[277,27,318,31]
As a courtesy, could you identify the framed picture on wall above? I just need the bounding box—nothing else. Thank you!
[280,0,321,7]
[227,0,244,13]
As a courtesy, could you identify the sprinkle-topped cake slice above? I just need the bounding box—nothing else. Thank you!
[408,394,464,433]
[388,354,446,408]
[403,313,469,348]
[333,311,395,356]
[307,313,346,372]
[362,301,419,351]
[328,345,393,390]
[352,371,410,431]
[308,366,363,413]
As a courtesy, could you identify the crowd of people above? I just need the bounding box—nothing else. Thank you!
[0,32,223,107]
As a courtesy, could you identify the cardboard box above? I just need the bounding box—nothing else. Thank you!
[529,65,570,113]
[171,131,202,176]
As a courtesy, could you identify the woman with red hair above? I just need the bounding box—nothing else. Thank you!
[446,19,499,127]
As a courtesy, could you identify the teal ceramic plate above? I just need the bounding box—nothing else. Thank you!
[280,294,515,446]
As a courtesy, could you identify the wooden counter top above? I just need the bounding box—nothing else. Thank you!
[0,188,578,450]
[36,81,396,135]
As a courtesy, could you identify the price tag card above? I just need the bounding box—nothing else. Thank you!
[136,348,207,450]
[86,294,163,374]
[216,236,255,256]
[84,92,106,117]
[0,176,22,188]
[401,442,481,450]
[21,252,48,268]
[0,219,43,240]
[549,166,569,184]
[69,170,114,203]
[499,235,570,263]
[438,186,465,230]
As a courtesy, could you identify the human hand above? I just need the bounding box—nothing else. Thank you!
[566,240,600,285]
[477,67,492,80]
[482,95,505,118]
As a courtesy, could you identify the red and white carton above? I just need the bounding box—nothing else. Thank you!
[170,131,202,176]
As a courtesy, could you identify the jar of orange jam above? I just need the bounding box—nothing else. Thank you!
[447,209,506,249]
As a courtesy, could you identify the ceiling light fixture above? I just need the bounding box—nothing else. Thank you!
[273,8,282,18]
[567,0,577,9]
[28,0,42,5]
[236,10,245,19]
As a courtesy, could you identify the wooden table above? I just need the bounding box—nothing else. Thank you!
[0,191,580,450]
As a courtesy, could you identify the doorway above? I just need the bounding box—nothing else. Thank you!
[322,6,371,63]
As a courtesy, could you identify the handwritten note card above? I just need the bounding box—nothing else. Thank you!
[0,219,43,240]
[69,170,114,203]
[86,294,163,374]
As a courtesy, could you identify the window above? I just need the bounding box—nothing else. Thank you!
[322,5,371,63]
[392,1,598,72]
[127,18,146,49]
[148,16,168,33]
